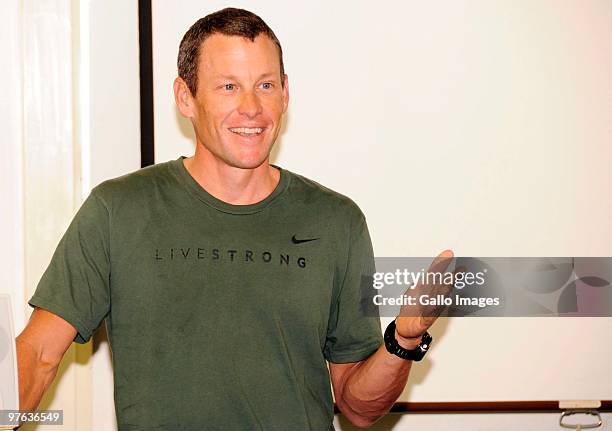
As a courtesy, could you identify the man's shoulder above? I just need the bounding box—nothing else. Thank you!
[284,168,366,221]
[89,159,177,206]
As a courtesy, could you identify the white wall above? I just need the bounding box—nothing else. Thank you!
[3,1,92,429]
[0,0,25,332]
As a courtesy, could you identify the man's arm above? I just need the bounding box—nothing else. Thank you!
[329,326,422,428]
[330,250,455,428]
[15,308,76,412]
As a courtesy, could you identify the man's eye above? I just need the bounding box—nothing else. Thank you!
[261,82,272,90]
[224,84,235,91]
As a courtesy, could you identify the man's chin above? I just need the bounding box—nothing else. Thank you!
[226,155,271,170]
[226,146,275,170]
[198,141,274,170]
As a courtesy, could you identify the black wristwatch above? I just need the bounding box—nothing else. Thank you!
[384,319,432,361]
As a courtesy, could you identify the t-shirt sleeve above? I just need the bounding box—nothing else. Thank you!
[324,211,383,363]
[28,187,111,344]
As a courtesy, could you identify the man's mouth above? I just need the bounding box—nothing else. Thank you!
[229,127,264,136]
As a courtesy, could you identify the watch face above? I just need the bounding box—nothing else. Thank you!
[420,333,433,350]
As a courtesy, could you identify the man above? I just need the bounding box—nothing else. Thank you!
[17,8,452,430]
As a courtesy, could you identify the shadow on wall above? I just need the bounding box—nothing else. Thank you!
[92,321,111,357]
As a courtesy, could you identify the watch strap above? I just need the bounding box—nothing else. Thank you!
[384,319,432,361]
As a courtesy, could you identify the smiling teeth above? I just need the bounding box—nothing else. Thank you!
[230,127,263,134]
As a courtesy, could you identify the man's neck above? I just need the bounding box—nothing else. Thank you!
[183,150,280,206]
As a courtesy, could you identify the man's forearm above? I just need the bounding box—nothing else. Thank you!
[16,336,60,412]
[339,336,421,426]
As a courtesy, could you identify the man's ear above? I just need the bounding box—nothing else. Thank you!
[282,74,290,113]
[174,77,196,118]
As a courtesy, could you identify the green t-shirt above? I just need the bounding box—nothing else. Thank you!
[29,156,383,430]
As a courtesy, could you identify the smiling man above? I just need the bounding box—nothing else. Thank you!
[17,7,450,430]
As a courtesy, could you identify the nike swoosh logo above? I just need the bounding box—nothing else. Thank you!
[292,235,319,244]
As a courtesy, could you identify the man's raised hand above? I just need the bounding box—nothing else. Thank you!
[394,250,458,341]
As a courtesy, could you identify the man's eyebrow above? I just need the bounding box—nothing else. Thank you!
[215,72,280,81]
[256,72,279,80]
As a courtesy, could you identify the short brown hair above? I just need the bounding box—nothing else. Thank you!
[177,7,285,96]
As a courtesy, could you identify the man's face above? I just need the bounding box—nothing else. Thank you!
[188,33,288,169]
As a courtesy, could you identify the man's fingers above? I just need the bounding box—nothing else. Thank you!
[398,250,457,321]
[428,260,462,299]
[428,249,454,274]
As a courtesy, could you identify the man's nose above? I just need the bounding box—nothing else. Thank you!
[237,90,263,118]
